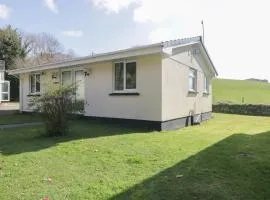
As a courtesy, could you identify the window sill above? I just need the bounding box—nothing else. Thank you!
[27,94,41,97]
[109,92,140,96]
[188,90,198,94]
[203,92,210,95]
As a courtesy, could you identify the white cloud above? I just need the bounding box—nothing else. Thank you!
[44,0,58,13]
[91,0,137,13]
[0,4,12,20]
[148,28,174,43]
[62,30,84,37]
[91,0,270,80]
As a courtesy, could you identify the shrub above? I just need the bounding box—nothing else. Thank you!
[29,84,84,136]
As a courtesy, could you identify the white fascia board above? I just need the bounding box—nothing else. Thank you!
[163,42,200,56]
[8,44,162,75]
[162,41,217,76]
[199,44,218,76]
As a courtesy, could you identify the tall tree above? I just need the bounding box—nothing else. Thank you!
[0,25,27,69]
[16,32,75,67]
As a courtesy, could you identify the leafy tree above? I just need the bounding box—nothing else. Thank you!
[0,25,28,101]
[29,84,84,137]
[0,25,27,69]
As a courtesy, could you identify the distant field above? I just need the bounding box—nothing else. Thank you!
[212,78,270,105]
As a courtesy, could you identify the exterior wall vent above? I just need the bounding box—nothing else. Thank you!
[193,114,202,125]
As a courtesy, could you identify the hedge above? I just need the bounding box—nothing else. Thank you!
[212,103,270,116]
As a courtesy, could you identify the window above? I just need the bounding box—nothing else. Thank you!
[114,61,136,91]
[204,76,209,93]
[61,70,85,100]
[188,69,197,91]
[62,71,72,86]
[30,73,40,94]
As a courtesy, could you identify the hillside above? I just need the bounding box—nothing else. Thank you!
[212,78,270,105]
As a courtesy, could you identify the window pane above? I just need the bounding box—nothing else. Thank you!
[30,74,35,93]
[62,71,72,86]
[189,77,194,90]
[189,69,196,91]
[189,70,195,78]
[205,77,209,92]
[126,62,136,89]
[0,72,4,82]
[115,63,124,90]
[75,70,84,100]
[2,93,8,101]
[36,74,40,93]
[2,82,8,92]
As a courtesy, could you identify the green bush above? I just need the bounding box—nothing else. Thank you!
[212,103,270,116]
[29,84,84,136]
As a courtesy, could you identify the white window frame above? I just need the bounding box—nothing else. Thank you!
[61,68,85,100]
[113,60,137,92]
[188,68,197,92]
[61,67,85,85]
[29,73,41,95]
[204,76,210,94]
[1,81,10,102]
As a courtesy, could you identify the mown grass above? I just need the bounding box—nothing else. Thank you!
[0,113,42,125]
[212,78,270,104]
[0,113,270,199]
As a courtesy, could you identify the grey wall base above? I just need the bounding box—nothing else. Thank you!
[0,110,19,115]
[21,111,212,131]
[82,112,212,131]
[160,112,212,131]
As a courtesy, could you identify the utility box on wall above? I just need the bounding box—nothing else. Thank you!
[0,60,10,102]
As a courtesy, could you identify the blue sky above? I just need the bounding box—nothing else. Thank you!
[0,0,270,80]
[0,0,152,55]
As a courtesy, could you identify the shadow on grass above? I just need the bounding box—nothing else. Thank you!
[110,131,270,200]
[0,117,153,155]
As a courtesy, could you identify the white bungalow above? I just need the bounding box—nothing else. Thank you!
[8,36,217,131]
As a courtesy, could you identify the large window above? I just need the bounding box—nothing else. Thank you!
[61,70,84,100]
[114,61,136,91]
[188,68,197,91]
[204,76,209,93]
[30,73,40,94]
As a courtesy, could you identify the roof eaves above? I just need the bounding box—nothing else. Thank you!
[8,43,163,75]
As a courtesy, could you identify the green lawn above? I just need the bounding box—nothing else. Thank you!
[213,78,270,104]
[0,113,42,125]
[1,114,270,200]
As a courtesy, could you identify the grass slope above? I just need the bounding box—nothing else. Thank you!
[1,114,270,199]
[213,78,270,104]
